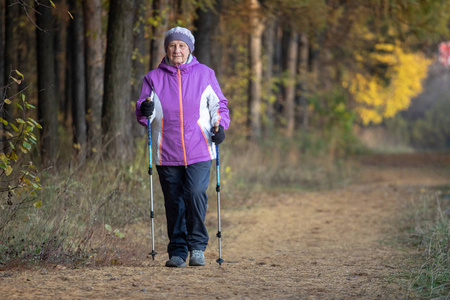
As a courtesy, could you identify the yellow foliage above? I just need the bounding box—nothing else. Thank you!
[349,43,431,125]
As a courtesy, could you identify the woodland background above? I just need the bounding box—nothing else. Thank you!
[1,0,450,270]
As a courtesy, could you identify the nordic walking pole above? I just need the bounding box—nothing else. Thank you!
[214,123,224,266]
[146,97,157,261]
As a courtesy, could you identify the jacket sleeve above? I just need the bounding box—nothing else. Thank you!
[208,70,230,130]
[136,74,155,127]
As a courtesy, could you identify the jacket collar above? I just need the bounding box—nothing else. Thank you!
[159,54,198,75]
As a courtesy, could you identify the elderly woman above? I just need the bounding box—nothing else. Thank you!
[136,27,230,267]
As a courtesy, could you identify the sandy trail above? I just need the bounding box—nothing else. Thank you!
[1,154,449,299]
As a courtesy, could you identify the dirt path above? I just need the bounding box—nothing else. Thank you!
[1,154,449,299]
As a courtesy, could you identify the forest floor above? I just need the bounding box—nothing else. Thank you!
[1,153,450,299]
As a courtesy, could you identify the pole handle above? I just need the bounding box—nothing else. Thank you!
[145,97,152,120]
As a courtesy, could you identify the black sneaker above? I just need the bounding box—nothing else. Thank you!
[165,256,186,268]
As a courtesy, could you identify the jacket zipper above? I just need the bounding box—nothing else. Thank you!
[178,68,188,166]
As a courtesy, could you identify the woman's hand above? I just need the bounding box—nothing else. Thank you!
[211,124,225,144]
[140,100,154,118]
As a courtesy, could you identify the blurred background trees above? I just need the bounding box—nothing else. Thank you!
[1,0,450,165]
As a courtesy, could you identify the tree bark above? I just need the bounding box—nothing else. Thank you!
[209,0,223,82]
[83,0,103,155]
[193,5,212,66]
[248,0,264,140]
[283,26,298,137]
[262,17,276,134]
[36,2,58,165]
[69,0,87,156]
[150,0,168,70]
[131,0,147,138]
[103,0,134,158]
[298,32,309,131]
[0,0,5,92]
[4,0,18,98]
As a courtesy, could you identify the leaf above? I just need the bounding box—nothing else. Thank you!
[11,77,21,85]
[10,123,19,132]
[9,151,18,162]
[25,103,36,109]
[68,11,73,19]
[0,117,7,126]
[49,0,56,8]
[105,224,112,232]
[5,166,13,176]
[5,131,14,138]
[8,142,15,150]
[4,99,11,104]
[15,70,24,79]
[33,201,42,208]
[19,145,28,153]
[22,141,31,151]
[16,118,25,124]
[16,103,23,110]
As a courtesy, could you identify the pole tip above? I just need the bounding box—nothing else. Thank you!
[150,251,157,260]
[216,258,224,266]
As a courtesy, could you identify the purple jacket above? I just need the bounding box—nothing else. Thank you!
[136,55,230,166]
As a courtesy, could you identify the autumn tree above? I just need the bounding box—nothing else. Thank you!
[68,0,87,155]
[248,0,264,139]
[102,0,135,158]
[35,1,58,165]
[0,0,5,91]
[83,0,104,155]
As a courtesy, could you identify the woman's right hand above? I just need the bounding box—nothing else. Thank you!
[140,100,154,118]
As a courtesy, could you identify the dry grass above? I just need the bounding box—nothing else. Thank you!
[0,132,357,268]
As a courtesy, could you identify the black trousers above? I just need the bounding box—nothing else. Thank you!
[156,160,212,260]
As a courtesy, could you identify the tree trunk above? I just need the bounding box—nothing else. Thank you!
[64,29,72,129]
[130,0,147,138]
[262,17,276,134]
[298,32,309,131]
[4,0,18,98]
[284,26,298,137]
[36,2,58,165]
[209,0,223,81]
[83,0,104,155]
[0,0,5,152]
[248,0,264,140]
[0,0,5,92]
[53,15,63,111]
[150,0,168,70]
[103,0,134,158]
[193,5,212,66]
[69,0,87,156]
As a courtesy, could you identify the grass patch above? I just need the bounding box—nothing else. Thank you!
[0,131,358,268]
[400,186,450,299]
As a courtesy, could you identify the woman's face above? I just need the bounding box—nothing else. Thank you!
[167,40,190,66]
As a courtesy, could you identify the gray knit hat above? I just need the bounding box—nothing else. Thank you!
[164,26,195,53]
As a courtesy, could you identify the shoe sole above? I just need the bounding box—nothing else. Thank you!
[165,262,186,268]
[189,260,205,266]
[166,260,186,268]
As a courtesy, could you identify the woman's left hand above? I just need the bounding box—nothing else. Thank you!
[211,125,225,145]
